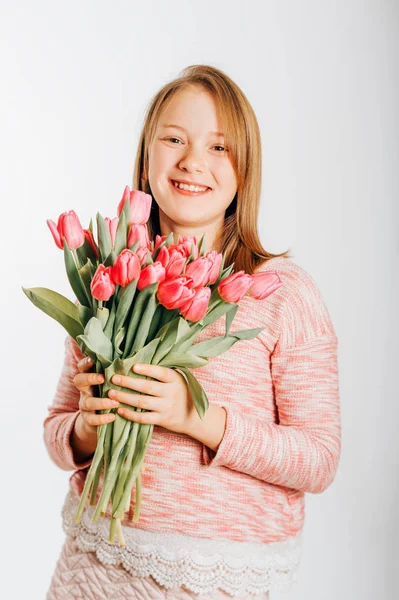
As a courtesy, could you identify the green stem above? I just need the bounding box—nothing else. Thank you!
[113,424,154,519]
[112,419,139,509]
[74,424,107,522]
[92,420,131,522]
[132,471,142,522]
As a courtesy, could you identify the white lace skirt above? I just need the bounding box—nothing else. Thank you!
[46,534,271,599]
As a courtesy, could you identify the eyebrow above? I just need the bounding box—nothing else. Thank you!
[161,124,224,137]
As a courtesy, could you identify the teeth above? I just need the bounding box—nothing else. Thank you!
[173,181,209,192]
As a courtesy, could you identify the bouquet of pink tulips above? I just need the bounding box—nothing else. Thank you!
[22,185,282,546]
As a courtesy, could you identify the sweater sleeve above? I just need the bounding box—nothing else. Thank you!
[202,265,341,494]
[43,334,94,471]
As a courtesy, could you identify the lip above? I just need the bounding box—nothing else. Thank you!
[169,179,212,196]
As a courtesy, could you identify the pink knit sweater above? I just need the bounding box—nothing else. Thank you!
[44,256,341,546]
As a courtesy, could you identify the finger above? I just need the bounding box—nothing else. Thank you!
[116,406,159,425]
[73,371,105,394]
[80,394,120,412]
[77,356,94,373]
[81,410,116,427]
[111,374,163,397]
[132,363,176,383]
[108,389,162,411]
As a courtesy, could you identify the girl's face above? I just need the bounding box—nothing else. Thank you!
[147,86,237,243]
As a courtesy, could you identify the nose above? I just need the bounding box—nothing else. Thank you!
[178,147,206,173]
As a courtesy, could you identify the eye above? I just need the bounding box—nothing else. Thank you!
[165,137,182,144]
[213,145,228,152]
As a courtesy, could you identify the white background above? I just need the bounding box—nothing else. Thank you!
[1,1,398,598]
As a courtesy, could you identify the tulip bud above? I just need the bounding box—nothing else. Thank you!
[157,276,196,310]
[205,250,223,284]
[137,261,166,291]
[127,223,150,249]
[218,271,253,303]
[156,245,169,268]
[179,286,211,322]
[47,210,85,250]
[177,236,199,259]
[136,246,148,266]
[104,216,119,248]
[117,186,152,225]
[247,271,283,300]
[112,249,141,287]
[165,248,187,278]
[185,256,213,288]
[90,264,116,301]
[154,234,168,251]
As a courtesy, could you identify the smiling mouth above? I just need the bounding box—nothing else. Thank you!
[170,179,212,195]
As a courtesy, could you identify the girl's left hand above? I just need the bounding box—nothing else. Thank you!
[107,363,195,435]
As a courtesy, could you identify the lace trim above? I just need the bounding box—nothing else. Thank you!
[61,488,302,596]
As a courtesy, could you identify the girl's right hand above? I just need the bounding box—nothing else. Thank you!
[73,357,120,433]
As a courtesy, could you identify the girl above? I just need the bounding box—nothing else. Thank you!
[45,64,341,599]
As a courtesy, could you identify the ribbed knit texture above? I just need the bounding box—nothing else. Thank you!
[43,256,341,545]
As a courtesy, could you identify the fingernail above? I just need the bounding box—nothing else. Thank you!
[86,357,92,364]
[113,375,121,384]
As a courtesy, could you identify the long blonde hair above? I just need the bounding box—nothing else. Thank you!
[132,64,292,274]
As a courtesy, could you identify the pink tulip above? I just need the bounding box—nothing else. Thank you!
[247,271,283,300]
[157,276,196,310]
[156,245,169,268]
[177,236,199,259]
[127,223,150,249]
[179,286,211,322]
[112,249,141,287]
[47,210,85,250]
[104,216,119,248]
[154,234,168,251]
[205,250,223,284]
[185,256,213,288]
[136,246,149,266]
[165,248,187,278]
[90,264,116,301]
[117,185,152,225]
[218,271,253,303]
[83,228,99,259]
[137,261,166,291]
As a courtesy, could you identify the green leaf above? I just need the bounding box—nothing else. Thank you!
[104,248,117,267]
[151,316,189,364]
[63,239,91,307]
[77,304,93,329]
[113,210,127,255]
[114,326,125,357]
[159,352,209,368]
[129,240,141,253]
[177,366,209,420]
[96,212,112,263]
[22,286,84,339]
[145,248,154,265]
[76,317,113,365]
[201,300,236,328]
[225,303,239,335]
[189,335,238,357]
[78,258,96,307]
[227,327,265,341]
[76,236,98,265]
[189,328,265,357]
[96,306,109,330]
[198,232,207,256]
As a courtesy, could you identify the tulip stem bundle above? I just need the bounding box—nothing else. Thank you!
[22,184,283,546]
